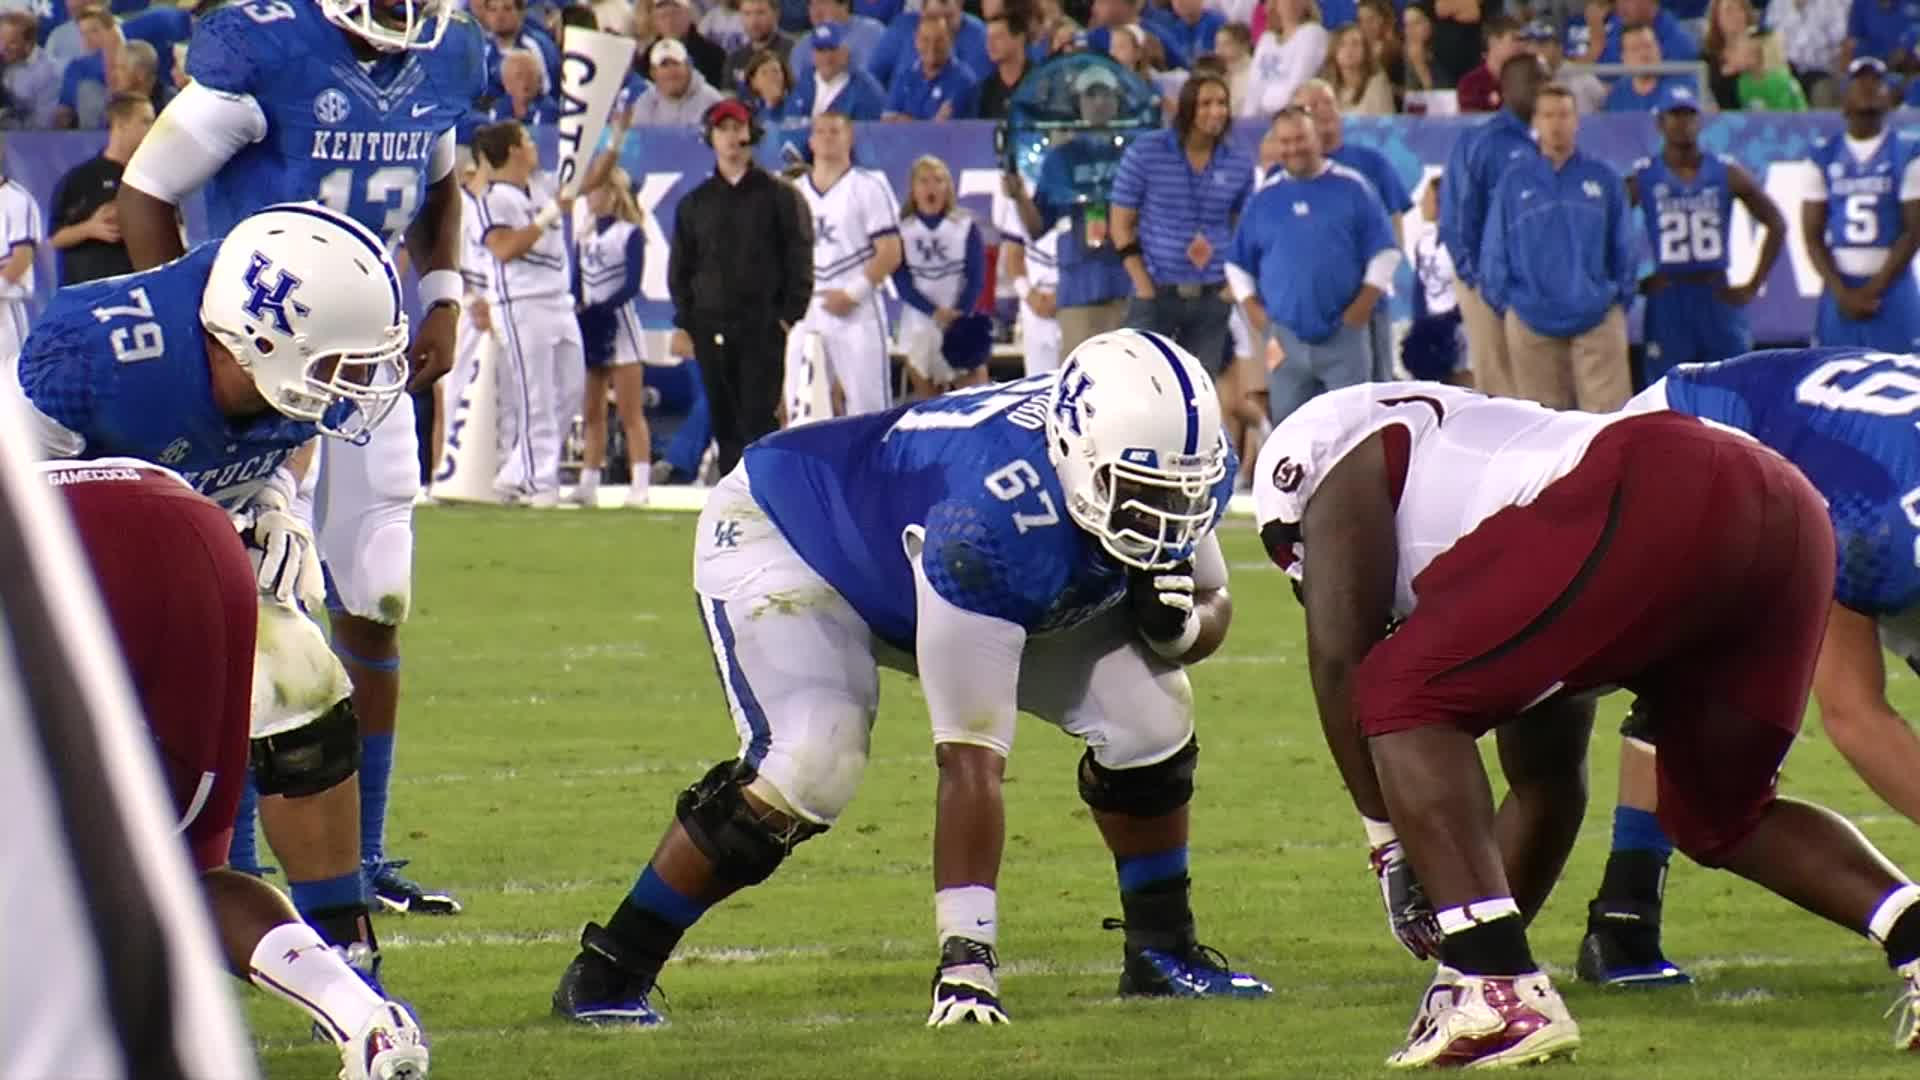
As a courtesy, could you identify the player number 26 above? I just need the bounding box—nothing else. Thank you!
[982,460,1060,534]
[89,287,165,365]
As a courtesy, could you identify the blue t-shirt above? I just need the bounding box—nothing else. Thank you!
[1662,348,1920,615]
[18,244,322,508]
[1633,151,1735,275]
[1229,162,1396,344]
[885,57,980,119]
[742,374,1235,650]
[187,0,486,244]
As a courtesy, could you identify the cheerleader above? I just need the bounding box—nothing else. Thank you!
[892,156,988,398]
[571,168,655,508]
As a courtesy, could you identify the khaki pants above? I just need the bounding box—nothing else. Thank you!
[1504,307,1631,412]
[1456,284,1513,397]
[1057,299,1131,359]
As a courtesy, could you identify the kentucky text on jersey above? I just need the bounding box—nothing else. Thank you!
[308,128,442,164]
[1831,175,1894,199]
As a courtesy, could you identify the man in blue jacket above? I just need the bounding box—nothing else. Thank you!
[1480,84,1637,412]
[1226,107,1399,424]
[1441,53,1545,398]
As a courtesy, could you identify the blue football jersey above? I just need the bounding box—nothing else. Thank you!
[1661,348,1920,616]
[1634,152,1734,275]
[1812,131,1920,254]
[17,244,319,510]
[187,0,487,245]
[742,375,1238,651]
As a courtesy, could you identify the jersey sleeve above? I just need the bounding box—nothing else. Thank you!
[1900,142,1920,201]
[4,191,42,249]
[479,184,530,234]
[15,298,102,445]
[185,5,263,95]
[920,493,1066,629]
[1804,140,1830,200]
[861,173,900,243]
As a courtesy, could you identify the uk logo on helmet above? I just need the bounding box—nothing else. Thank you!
[1054,367,1092,434]
[242,253,313,335]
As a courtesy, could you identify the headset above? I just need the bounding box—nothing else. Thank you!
[701,100,764,148]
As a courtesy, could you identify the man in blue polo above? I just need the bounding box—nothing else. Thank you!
[789,0,885,87]
[882,13,979,120]
[1226,106,1399,424]
[785,21,888,120]
[867,0,987,91]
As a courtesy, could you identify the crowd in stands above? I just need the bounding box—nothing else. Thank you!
[1,0,1917,130]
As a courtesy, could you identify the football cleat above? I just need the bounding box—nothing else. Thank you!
[312,943,397,1044]
[367,859,463,916]
[1104,917,1272,999]
[552,922,668,1028]
[341,1000,430,1080]
[928,936,1011,1026]
[1576,900,1689,987]
[1388,966,1580,1069]
[1888,958,1920,1051]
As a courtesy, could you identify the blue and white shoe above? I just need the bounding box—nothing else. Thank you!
[552,922,668,1028]
[1576,901,1691,987]
[1106,920,1271,999]
[367,859,463,916]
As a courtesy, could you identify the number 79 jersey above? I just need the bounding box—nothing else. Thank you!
[741,375,1238,651]
[1635,347,1920,616]
[184,0,486,243]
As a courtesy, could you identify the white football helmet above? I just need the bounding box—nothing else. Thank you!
[1045,329,1229,570]
[319,0,453,52]
[200,203,409,441]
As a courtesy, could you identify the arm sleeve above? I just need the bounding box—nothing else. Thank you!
[959,221,986,310]
[602,230,646,309]
[892,261,937,314]
[481,184,530,234]
[668,197,696,329]
[777,181,815,323]
[913,547,1023,756]
[428,129,457,184]
[1805,148,1829,200]
[1108,137,1149,212]
[120,82,266,204]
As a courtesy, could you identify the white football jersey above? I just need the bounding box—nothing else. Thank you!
[897,211,977,312]
[478,174,569,300]
[796,166,898,293]
[458,187,491,299]
[1252,382,1640,619]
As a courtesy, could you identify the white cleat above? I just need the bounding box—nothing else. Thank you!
[341,1001,429,1080]
[1889,959,1920,1051]
[1388,966,1580,1069]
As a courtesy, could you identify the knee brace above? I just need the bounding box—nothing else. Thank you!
[251,699,361,798]
[1077,737,1199,818]
[676,760,824,888]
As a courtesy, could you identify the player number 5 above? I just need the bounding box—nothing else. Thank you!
[90,287,165,364]
[983,460,1060,533]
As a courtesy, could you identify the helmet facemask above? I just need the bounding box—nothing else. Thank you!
[1079,452,1224,570]
[320,0,452,52]
[215,319,410,443]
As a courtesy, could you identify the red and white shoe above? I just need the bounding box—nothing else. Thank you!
[1389,966,1580,1069]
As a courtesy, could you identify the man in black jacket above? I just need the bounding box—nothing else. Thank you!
[669,99,813,475]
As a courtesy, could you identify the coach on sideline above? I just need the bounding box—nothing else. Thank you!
[1479,84,1636,412]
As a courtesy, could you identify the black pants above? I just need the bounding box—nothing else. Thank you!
[691,317,786,476]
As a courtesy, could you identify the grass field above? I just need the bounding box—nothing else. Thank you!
[248,504,1920,1079]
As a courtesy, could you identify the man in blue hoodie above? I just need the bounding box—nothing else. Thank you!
[1481,84,1637,412]
[1441,53,1545,398]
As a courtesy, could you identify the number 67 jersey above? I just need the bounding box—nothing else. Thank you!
[740,375,1238,651]
[1628,347,1920,621]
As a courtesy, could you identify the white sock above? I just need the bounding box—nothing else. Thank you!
[577,467,601,491]
[1435,896,1523,935]
[935,885,998,949]
[1869,884,1920,946]
[248,922,385,1045]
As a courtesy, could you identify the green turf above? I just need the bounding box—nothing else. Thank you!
[250,505,1920,1079]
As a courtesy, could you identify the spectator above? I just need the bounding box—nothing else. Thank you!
[1227,107,1399,423]
[1216,22,1256,111]
[1455,15,1524,112]
[1320,24,1394,111]
[698,0,748,55]
[0,13,57,129]
[854,0,900,21]
[1109,22,1182,105]
[721,0,789,92]
[789,0,886,86]
[0,134,42,376]
[1029,0,1080,60]
[1844,0,1920,75]
[1355,0,1403,91]
[895,156,988,398]
[1441,52,1544,396]
[883,15,980,121]
[1529,19,1608,113]
[1112,73,1252,415]
[1579,0,1701,65]
[109,39,169,113]
[867,0,989,92]
[1296,78,1410,381]
[477,0,562,105]
[1001,64,1134,356]
[1765,0,1848,107]
[1428,0,1489,86]
[1086,0,1186,70]
[978,12,1030,120]
[786,22,888,120]
[481,48,561,123]
[1704,0,1805,110]
[1481,84,1635,412]
[668,99,813,474]
[1397,3,1449,100]
[741,48,793,120]
[1603,25,1692,110]
[1146,0,1228,70]
[1402,175,1470,385]
[1247,0,1328,115]
[650,0,727,87]
[633,38,725,124]
[48,92,149,284]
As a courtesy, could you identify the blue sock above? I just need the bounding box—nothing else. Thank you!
[290,871,367,919]
[359,733,395,865]
[1611,806,1673,858]
[1116,846,1190,894]
[228,777,260,870]
[627,865,711,931]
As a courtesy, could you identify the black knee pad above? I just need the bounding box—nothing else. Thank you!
[251,700,360,798]
[675,760,823,888]
[1077,737,1199,818]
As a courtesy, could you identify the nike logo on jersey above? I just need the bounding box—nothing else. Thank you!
[412,103,436,117]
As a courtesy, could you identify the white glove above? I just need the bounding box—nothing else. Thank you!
[247,483,324,612]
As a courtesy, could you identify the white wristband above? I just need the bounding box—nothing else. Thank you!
[419,268,463,310]
[844,275,873,303]
[1145,613,1201,659]
[533,202,562,230]
[1362,816,1398,848]
[1012,276,1032,301]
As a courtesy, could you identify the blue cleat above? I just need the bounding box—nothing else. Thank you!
[1105,921,1272,999]
[1576,901,1692,987]
[552,923,669,1028]
[367,859,463,916]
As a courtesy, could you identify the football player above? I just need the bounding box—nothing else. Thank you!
[116,0,487,916]
[1255,381,1920,1067]
[13,204,425,1075]
[552,330,1272,1027]
[49,459,427,1080]
[1577,348,1920,987]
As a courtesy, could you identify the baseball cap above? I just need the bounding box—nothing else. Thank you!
[1654,82,1700,113]
[650,37,689,66]
[1071,64,1121,95]
[704,98,754,129]
[1849,56,1889,79]
[810,21,849,50]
